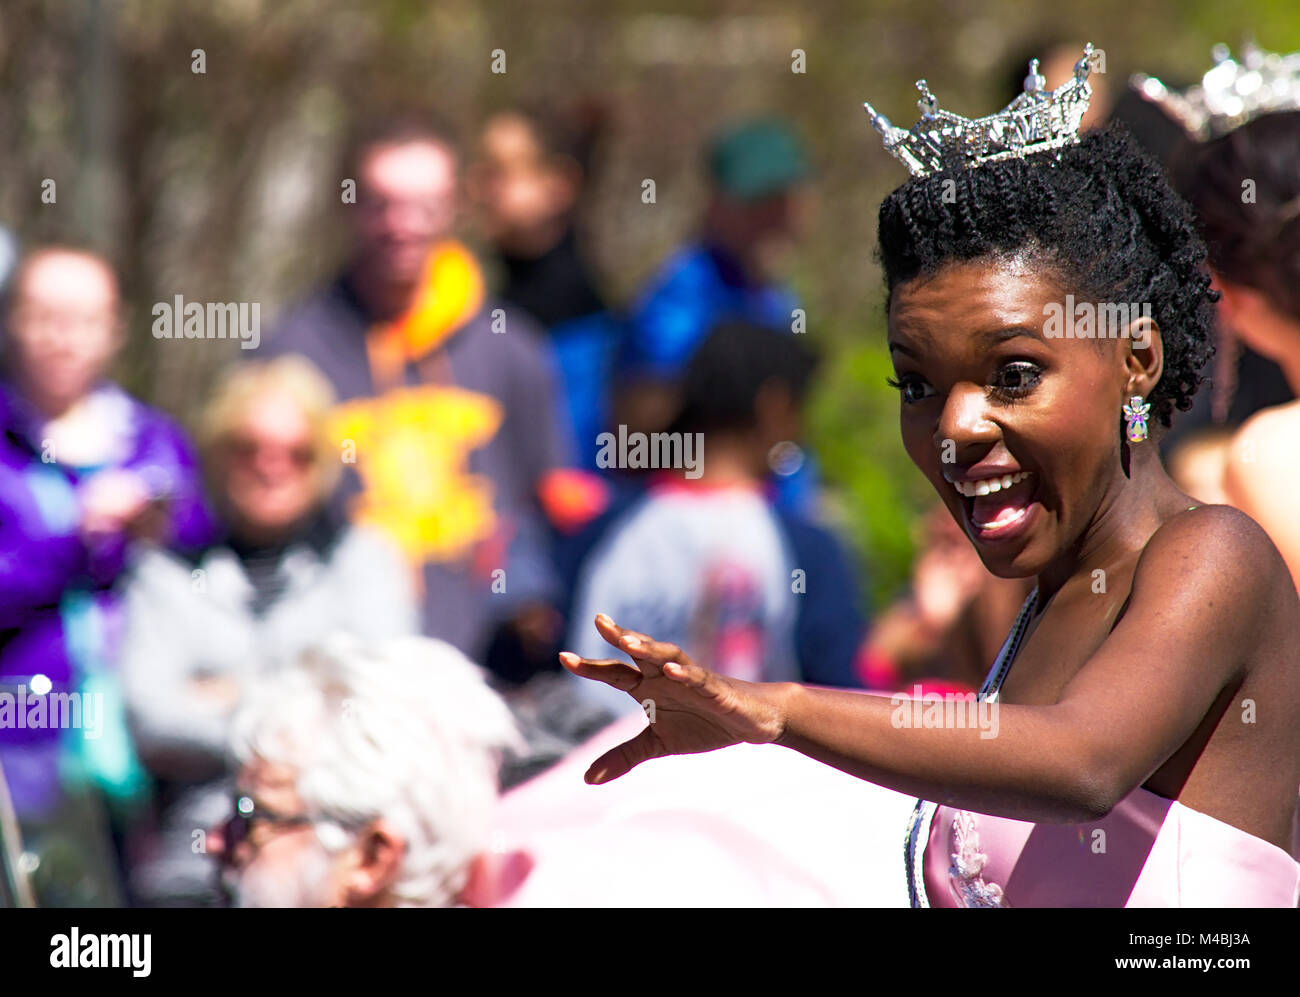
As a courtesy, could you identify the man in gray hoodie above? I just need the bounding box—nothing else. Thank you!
[263,116,571,669]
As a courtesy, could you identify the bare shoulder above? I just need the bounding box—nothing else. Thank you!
[1134,503,1293,620]
[1233,398,1300,447]
[1143,503,1283,569]
[1224,401,1300,496]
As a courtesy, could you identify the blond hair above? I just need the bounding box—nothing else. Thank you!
[198,356,341,499]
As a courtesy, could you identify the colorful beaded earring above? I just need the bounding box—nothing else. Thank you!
[1123,395,1151,443]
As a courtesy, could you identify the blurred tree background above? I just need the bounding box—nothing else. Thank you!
[2,0,1297,608]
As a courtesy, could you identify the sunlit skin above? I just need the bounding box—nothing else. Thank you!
[213,392,322,545]
[208,758,405,908]
[467,112,581,257]
[1224,402,1300,594]
[1167,435,1232,507]
[347,132,562,650]
[564,255,1300,852]
[1216,271,1300,592]
[5,249,121,419]
[1212,272,1300,389]
[350,140,458,320]
[889,255,1179,595]
[5,249,166,539]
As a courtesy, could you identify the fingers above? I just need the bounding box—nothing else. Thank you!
[584,725,663,785]
[594,614,692,671]
[662,658,723,702]
[593,612,633,651]
[558,651,642,692]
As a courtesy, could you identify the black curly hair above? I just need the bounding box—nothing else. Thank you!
[876,124,1217,428]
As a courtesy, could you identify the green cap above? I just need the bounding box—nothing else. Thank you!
[707,118,810,200]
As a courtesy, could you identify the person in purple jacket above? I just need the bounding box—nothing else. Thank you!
[0,247,215,905]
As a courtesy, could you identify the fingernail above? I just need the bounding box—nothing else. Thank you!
[558,651,578,666]
[587,767,607,785]
[596,613,613,626]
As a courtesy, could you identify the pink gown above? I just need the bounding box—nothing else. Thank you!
[473,712,919,907]
[905,590,1300,907]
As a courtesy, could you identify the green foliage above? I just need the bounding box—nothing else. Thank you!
[3,0,1295,613]
[806,331,936,612]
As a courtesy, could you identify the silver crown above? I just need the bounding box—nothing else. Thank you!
[863,43,1098,178]
[1131,43,1300,140]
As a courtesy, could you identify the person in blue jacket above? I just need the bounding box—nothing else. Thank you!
[620,117,819,513]
[565,322,867,720]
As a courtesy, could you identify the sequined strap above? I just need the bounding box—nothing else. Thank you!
[904,796,937,907]
[903,587,1039,907]
[977,587,1039,703]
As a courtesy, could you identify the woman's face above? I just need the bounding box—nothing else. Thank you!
[218,392,322,540]
[469,113,576,245]
[6,251,121,415]
[887,255,1142,578]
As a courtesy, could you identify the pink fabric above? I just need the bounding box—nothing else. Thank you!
[916,585,1300,908]
[924,788,1300,907]
[472,714,918,907]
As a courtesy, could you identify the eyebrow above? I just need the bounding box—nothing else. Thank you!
[978,325,1046,347]
[887,339,918,358]
[889,324,1045,358]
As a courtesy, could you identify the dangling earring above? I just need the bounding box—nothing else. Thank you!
[1123,395,1150,443]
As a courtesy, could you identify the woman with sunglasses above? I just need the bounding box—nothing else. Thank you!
[563,47,1300,907]
[118,355,419,906]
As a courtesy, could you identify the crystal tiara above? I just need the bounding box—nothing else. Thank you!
[1130,43,1300,141]
[863,43,1099,178]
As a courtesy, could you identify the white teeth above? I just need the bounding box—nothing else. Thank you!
[949,470,1032,498]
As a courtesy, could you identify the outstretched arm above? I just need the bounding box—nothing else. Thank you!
[563,506,1269,824]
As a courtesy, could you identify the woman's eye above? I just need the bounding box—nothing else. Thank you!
[992,362,1043,397]
[886,375,935,404]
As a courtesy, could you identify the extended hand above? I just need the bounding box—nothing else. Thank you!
[559,614,789,784]
[80,470,163,539]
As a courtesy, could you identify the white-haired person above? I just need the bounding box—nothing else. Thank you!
[119,356,419,905]
[562,48,1300,907]
[212,630,925,907]
[212,633,523,907]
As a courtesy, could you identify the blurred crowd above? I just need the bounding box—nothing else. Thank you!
[1,43,1297,906]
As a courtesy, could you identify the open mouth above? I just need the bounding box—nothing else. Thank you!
[947,470,1040,543]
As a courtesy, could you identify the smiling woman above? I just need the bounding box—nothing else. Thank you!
[877,121,1215,431]
[562,45,1300,908]
[884,254,1178,579]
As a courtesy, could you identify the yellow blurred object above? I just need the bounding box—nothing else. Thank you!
[332,385,503,564]
[366,240,485,387]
